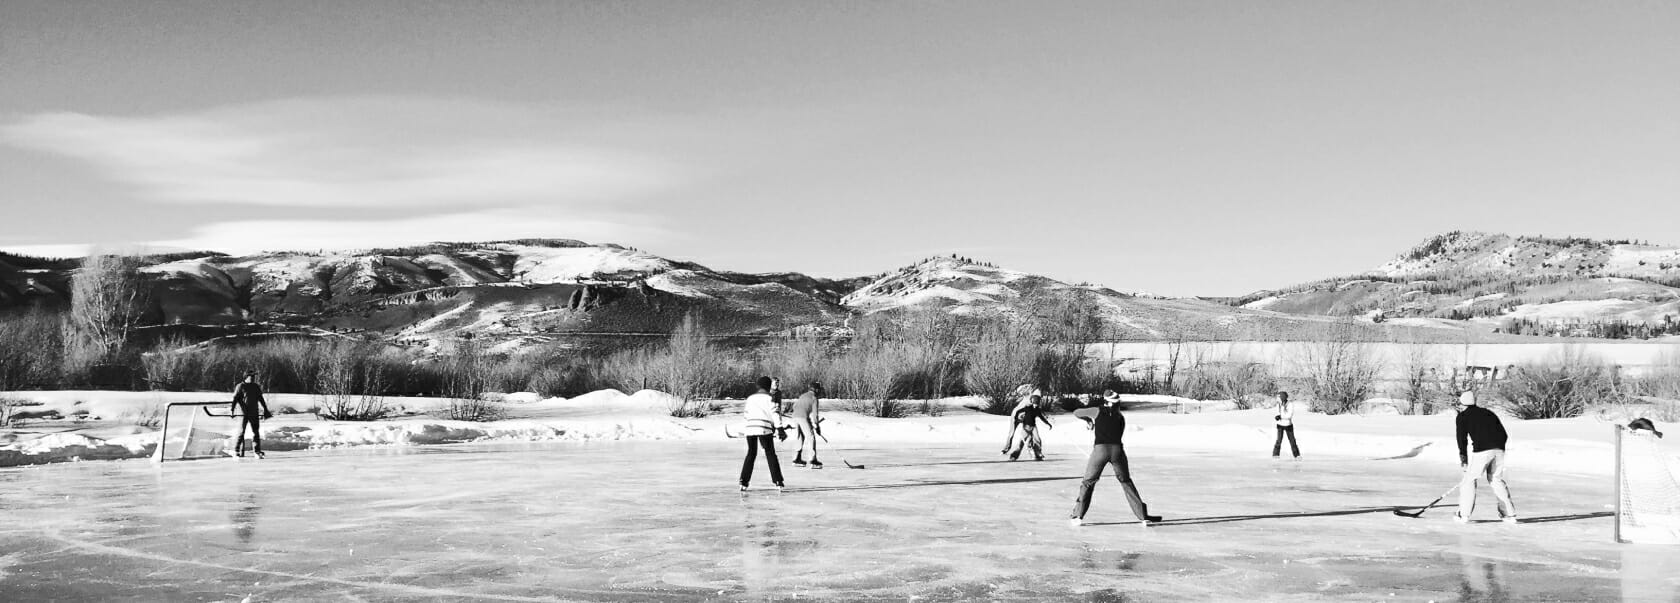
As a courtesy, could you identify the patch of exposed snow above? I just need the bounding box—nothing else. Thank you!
[645,272,715,298]
[502,246,672,283]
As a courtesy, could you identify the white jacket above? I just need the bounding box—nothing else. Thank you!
[742,393,782,436]
[1275,403,1295,427]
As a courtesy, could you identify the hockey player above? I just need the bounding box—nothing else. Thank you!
[1001,388,1041,456]
[789,382,824,469]
[1004,393,1053,461]
[1069,390,1161,526]
[739,376,786,491]
[1454,390,1517,524]
[230,371,273,458]
[1272,391,1300,459]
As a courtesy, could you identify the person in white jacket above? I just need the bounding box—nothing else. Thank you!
[1272,391,1300,459]
[739,376,786,491]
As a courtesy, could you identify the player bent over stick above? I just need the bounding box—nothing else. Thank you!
[1067,390,1161,526]
[739,376,786,491]
[789,382,824,469]
[1454,390,1517,524]
[231,370,274,458]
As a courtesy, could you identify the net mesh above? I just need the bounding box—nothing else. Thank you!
[154,403,242,461]
[1618,427,1680,544]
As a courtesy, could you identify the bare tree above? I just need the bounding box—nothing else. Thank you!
[0,308,63,391]
[1293,318,1386,415]
[1396,339,1449,415]
[62,253,150,378]
[833,314,911,417]
[963,316,1038,414]
[441,336,503,421]
[759,334,831,395]
[660,313,729,417]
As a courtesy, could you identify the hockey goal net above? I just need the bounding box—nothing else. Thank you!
[1616,424,1680,543]
[152,401,243,462]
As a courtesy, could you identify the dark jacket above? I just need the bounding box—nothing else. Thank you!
[1455,405,1508,463]
[233,381,266,411]
[1075,401,1128,445]
[1014,404,1051,429]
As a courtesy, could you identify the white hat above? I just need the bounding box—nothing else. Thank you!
[1458,390,1477,406]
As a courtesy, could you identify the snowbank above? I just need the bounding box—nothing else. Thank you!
[3,389,1674,476]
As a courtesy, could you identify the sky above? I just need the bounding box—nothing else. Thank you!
[1,1,1677,297]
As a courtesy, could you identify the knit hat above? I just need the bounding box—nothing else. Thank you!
[757,376,773,391]
[1458,390,1477,406]
[1629,417,1664,438]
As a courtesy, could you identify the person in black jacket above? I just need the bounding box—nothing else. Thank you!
[1454,390,1516,524]
[1004,395,1053,461]
[1068,390,1162,526]
[231,371,274,458]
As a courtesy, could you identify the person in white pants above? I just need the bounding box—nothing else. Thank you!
[1455,390,1516,524]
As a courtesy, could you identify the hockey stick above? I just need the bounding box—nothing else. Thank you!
[1393,482,1462,518]
[810,423,865,469]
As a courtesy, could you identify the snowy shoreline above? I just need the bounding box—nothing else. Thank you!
[0,389,1667,476]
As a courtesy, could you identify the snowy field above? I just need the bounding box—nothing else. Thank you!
[4,390,1680,600]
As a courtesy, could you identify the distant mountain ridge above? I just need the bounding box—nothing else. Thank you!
[2,238,1504,348]
[1237,231,1680,337]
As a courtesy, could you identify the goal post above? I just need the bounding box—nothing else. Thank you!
[1615,424,1680,544]
[152,401,245,462]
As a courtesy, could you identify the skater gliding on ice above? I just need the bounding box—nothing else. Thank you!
[789,382,824,469]
[1069,391,1161,526]
[231,371,273,458]
[1454,390,1517,524]
[1002,392,1052,461]
[739,376,786,491]
[1272,391,1300,459]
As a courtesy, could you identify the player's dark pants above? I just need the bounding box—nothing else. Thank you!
[739,434,784,487]
[1272,425,1299,458]
[1071,444,1149,521]
[235,412,263,454]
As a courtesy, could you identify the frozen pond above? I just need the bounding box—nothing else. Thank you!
[2,441,1678,601]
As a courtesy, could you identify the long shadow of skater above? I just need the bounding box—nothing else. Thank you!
[1085,505,1406,527]
[788,475,1079,493]
[1517,511,1613,524]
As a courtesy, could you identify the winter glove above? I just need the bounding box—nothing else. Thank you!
[776,426,788,442]
[263,411,274,420]
[1274,415,1281,421]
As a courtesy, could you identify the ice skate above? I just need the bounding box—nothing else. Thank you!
[809,460,823,469]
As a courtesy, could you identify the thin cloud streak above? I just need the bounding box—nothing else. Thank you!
[0,97,678,209]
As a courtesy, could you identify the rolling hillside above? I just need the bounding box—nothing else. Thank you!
[1237,231,1680,337]
[0,240,1528,349]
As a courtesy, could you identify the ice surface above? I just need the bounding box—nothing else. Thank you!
[3,441,1678,601]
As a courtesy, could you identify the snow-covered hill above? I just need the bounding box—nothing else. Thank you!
[3,240,1526,349]
[1238,232,1680,336]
